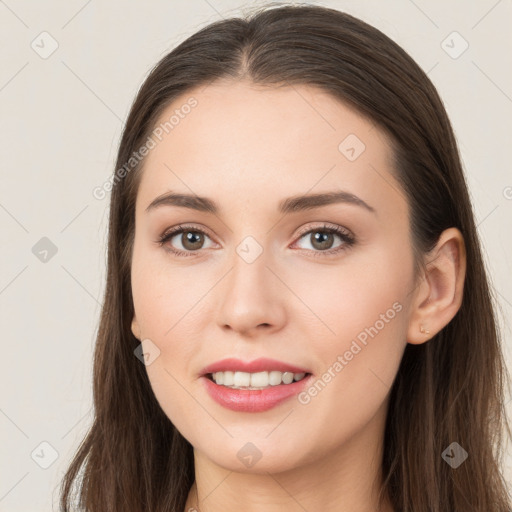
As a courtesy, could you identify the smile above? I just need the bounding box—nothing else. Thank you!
[208,370,308,389]
[199,371,313,413]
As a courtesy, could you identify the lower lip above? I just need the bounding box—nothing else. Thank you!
[201,374,312,412]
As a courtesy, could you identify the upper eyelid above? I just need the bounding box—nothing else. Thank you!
[161,223,216,242]
[295,222,352,237]
[162,222,350,236]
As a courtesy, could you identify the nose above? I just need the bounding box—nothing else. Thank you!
[215,243,286,338]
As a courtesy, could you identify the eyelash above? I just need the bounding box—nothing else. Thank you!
[157,223,355,258]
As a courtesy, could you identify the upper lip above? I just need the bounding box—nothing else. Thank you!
[200,357,310,376]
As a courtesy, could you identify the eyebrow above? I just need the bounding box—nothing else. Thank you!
[145,190,376,215]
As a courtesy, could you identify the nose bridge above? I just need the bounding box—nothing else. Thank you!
[216,233,285,333]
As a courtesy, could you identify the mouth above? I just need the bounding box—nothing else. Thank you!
[199,358,313,412]
[201,371,313,412]
[206,370,311,390]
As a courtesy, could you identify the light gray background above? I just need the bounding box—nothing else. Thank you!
[1,0,511,510]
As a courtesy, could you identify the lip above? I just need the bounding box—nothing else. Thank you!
[201,373,313,412]
[200,357,310,376]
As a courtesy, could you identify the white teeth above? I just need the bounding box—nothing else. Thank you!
[268,371,282,386]
[210,370,308,389]
[223,371,234,386]
[233,371,250,387]
[250,371,268,387]
[281,372,293,384]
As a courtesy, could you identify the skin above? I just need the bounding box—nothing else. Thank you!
[130,79,466,512]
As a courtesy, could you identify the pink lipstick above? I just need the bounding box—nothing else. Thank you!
[199,357,312,413]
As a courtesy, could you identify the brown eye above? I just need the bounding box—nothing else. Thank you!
[158,225,215,256]
[158,224,354,258]
[294,225,354,255]
[309,231,335,250]
[180,230,205,251]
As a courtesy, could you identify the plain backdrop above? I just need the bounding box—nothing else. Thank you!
[0,0,511,510]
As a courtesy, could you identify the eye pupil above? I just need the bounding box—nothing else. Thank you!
[311,231,334,250]
[183,231,204,250]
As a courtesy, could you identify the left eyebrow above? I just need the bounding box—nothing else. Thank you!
[278,191,376,214]
[144,190,376,215]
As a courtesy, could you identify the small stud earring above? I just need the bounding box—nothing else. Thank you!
[420,325,430,335]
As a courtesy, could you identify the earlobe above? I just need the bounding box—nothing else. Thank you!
[131,316,141,341]
[407,227,466,344]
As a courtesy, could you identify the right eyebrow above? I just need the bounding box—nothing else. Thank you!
[145,191,217,214]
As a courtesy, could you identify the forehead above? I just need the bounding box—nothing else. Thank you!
[135,80,403,217]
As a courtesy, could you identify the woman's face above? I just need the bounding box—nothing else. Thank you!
[130,80,416,473]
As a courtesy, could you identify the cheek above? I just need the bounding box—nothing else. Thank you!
[293,241,413,346]
[131,240,207,341]
[141,356,213,454]
[292,243,412,409]
[130,244,216,416]
[131,253,208,443]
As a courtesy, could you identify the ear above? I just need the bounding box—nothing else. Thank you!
[131,315,141,341]
[407,227,466,344]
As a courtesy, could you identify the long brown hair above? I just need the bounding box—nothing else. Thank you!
[59,4,512,511]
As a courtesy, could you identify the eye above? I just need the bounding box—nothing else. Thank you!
[157,225,215,257]
[292,224,355,257]
[157,223,355,258]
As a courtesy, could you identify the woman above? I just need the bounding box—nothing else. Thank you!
[59,4,512,511]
